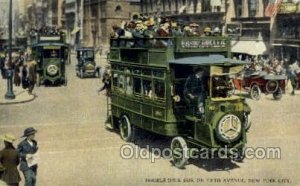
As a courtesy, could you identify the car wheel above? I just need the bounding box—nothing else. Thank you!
[250,84,261,100]
[273,87,282,100]
[266,80,279,94]
[119,115,135,142]
[171,136,189,169]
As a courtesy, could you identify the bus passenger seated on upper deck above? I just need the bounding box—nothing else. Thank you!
[184,67,207,117]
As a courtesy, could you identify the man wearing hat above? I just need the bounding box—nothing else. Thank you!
[0,134,21,186]
[17,128,38,186]
[184,67,208,117]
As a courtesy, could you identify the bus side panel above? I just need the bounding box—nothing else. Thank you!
[111,94,183,136]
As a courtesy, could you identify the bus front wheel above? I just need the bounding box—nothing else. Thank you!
[119,115,135,142]
[171,136,189,169]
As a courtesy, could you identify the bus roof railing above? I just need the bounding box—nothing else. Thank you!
[110,36,231,53]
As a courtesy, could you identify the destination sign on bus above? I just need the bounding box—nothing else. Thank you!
[40,36,61,41]
[181,39,226,49]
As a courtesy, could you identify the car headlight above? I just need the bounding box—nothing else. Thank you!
[47,65,58,76]
[216,114,242,143]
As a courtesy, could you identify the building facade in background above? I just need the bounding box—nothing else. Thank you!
[272,1,300,61]
[64,0,140,52]
[8,0,300,60]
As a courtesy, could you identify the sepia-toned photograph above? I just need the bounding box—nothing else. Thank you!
[0,0,299,185]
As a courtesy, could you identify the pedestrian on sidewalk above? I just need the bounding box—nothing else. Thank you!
[0,134,21,186]
[18,127,39,186]
[24,56,37,95]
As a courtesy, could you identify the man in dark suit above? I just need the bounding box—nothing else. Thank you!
[184,67,208,117]
[0,134,21,186]
[17,127,38,186]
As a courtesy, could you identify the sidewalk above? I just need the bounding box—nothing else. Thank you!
[0,78,36,105]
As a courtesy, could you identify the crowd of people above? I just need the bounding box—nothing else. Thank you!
[0,127,39,186]
[0,50,37,95]
[240,55,300,95]
[110,16,222,39]
[29,26,63,37]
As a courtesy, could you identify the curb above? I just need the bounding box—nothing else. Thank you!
[0,94,36,105]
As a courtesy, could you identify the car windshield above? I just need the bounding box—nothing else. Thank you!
[44,49,60,58]
[78,50,94,59]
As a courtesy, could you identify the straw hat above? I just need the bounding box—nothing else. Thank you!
[2,133,16,143]
[204,27,212,33]
[189,23,199,27]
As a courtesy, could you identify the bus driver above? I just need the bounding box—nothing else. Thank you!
[184,67,207,117]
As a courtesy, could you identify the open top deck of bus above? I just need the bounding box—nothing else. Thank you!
[110,36,232,68]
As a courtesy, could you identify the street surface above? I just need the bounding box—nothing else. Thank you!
[0,54,299,186]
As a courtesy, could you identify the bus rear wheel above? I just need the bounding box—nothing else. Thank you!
[119,115,135,142]
[171,137,189,169]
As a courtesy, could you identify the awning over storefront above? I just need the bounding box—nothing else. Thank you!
[71,27,80,35]
[231,40,269,56]
[272,43,300,48]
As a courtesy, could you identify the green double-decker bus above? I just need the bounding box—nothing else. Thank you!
[108,36,251,168]
[31,34,68,86]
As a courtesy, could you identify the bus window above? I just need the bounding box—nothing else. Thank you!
[143,80,153,98]
[142,69,151,76]
[154,81,165,98]
[133,68,141,75]
[112,72,118,88]
[125,76,133,95]
[125,68,131,74]
[133,78,141,95]
[153,70,164,78]
[44,49,60,58]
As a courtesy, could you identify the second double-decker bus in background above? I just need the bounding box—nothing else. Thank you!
[107,34,252,168]
[31,33,68,86]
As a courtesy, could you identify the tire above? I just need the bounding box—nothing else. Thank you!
[119,115,135,142]
[273,87,282,100]
[171,136,189,169]
[266,80,279,94]
[250,84,261,100]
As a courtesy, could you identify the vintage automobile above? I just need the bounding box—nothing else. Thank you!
[31,34,68,86]
[76,47,100,78]
[233,70,286,100]
[107,36,252,168]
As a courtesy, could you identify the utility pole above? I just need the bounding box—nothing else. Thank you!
[80,0,84,46]
[5,0,15,99]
